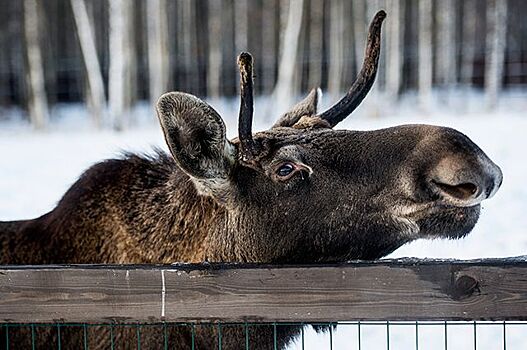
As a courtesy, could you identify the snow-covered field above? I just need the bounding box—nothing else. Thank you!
[0,93,526,348]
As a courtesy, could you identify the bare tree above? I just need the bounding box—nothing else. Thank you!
[207,0,222,98]
[3,0,525,118]
[177,0,197,93]
[485,0,508,110]
[308,0,323,89]
[108,0,132,131]
[418,0,433,109]
[261,0,277,94]
[385,0,404,101]
[41,1,58,108]
[294,0,308,96]
[147,0,169,105]
[341,1,356,89]
[23,0,49,129]
[461,0,477,86]
[436,0,456,88]
[219,0,236,96]
[352,0,367,76]
[328,0,344,98]
[70,0,106,128]
[271,0,304,114]
[234,0,248,53]
[124,4,136,116]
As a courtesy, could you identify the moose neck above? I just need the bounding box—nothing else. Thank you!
[123,167,228,264]
[6,156,229,265]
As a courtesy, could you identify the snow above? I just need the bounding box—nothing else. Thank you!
[287,321,526,350]
[0,91,526,348]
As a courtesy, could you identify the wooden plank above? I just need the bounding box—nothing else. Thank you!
[0,258,527,323]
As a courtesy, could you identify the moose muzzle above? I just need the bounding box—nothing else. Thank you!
[429,153,503,207]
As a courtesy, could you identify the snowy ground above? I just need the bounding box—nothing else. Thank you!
[0,92,526,348]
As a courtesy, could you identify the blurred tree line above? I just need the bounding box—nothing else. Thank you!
[0,0,525,129]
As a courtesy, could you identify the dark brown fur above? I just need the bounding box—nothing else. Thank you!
[0,116,503,350]
[0,11,502,349]
[1,152,219,265]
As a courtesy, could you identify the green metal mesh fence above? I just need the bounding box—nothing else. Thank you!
[1,321,526,350]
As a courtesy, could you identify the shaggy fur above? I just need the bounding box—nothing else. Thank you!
[0,90,502,349]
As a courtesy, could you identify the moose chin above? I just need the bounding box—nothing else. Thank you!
[0,10,502,350]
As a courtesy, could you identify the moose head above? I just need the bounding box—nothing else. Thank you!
[155,11,502,263]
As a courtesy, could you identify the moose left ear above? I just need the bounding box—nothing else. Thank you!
[272,88,321,128]
[156,92,236,201]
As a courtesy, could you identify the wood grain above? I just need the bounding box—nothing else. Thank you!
[1,258,526,323]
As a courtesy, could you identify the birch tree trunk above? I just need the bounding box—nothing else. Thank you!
[294,1,308,95]
[178,0,196,93]
[271,0,304,115]
[220,0,235,96]
[328,0,344,98]
[418,0,433,110]
[308,0,323,89]
[341,1,355,90]
[109,0,131,131]
[352,0,366,76]
[176,0,187,91]
[234,0,248,53]
[461,0,477,86]
[24,0,49,129]
[123,4,136,116]
[436,0,456,88]
[42,1,58,108]
[207,0,222,98]
[70,0,106,128]
[485,0,508,110]
[147,0,169,105]
[385,0,403,102]
[10,3,28,110]
[261,0,277,94]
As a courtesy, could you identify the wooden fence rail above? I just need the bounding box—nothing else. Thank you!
[1,258,526,324]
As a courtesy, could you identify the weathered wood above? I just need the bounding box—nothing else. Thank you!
[0,258,526,323]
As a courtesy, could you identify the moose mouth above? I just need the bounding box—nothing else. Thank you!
[414,203,481,240]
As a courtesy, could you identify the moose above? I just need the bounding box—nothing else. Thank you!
[0,10,502,349]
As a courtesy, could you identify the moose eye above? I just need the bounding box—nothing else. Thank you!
[276,163,295,177]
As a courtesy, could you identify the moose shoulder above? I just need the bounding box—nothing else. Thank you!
[0,10,502,349]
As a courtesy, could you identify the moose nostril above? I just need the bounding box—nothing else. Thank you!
[432,181,479,201]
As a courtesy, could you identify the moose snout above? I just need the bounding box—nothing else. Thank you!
[428,154,503,207]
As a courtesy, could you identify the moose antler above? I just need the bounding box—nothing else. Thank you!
[317,10,386,127]
[237,52,259,162]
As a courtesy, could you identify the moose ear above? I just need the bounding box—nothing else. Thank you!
[156,92,236,192]
[272,88,321,128]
